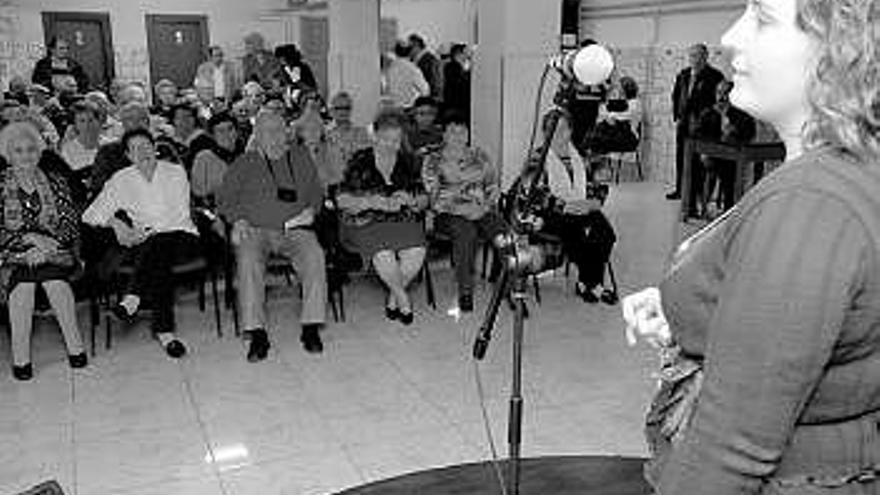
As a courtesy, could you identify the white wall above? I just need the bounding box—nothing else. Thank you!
[380,0,474,49]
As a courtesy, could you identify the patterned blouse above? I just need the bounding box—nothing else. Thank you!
[421,146,499,219]
[338,148,426,226]
[0,165,80,256]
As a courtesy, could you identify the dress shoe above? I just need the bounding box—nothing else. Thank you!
[398,310,414,326]
[600,289,619,305]
[665,191,681,200]
[246,329,270,362]
[68,352,88,369]
[300,324,323,354]
[12,363,33,381]
[385,307,401,321]
[576,283,600,303]
[164,339,187,359]
[458,294,474,313]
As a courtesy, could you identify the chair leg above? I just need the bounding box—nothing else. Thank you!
[339,284,346,322]
[210,272,222,338]
[89,294,99,357]
[198,278,206,312]
[532,274,542,305]
[636,153,644,181]
[606,259,619,295]
[423,263,436,309]
[105,313,112,350]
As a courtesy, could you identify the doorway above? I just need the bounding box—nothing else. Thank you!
[41,11,114,92]
[145,14,208,89]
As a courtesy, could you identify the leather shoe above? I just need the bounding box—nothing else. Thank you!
[300,324,323,354]
[385,307,401,321]
[665,191,681,200]
[68,352,88,369]
[12,363,33,381]
[165,339,187,359]
[600,289,619,305]
[246,329,270,362]
[398,310,414,326]
[459,294,474,313]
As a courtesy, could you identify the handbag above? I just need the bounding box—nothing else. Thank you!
[643,345,704,488]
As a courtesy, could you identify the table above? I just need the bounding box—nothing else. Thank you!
[681,139,787,220]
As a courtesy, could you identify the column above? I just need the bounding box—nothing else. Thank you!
[328,0,382,127]
[472,0,562,188]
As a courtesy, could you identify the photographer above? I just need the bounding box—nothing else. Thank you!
[508,109,615,303]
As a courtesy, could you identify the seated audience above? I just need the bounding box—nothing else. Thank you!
[61,101,110,187]
[407,96,443,152]
[326,91,371,178]
[168,103,213,171]
[5,75,30,105]
[694,79,757,216]
[582,76,641,166]
[291,108,336,192]
[91,101,151,194]
[421,111,505,311]
[242,33,282,89]
[0,122,87,381]
[217,110,327,359]
[191,112,241,207]
[337,111,428,324]
[513,109,616,302]
[82,128,200,359]
[151,79,178,119]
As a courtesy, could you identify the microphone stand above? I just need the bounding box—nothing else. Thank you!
[472,106,563,495]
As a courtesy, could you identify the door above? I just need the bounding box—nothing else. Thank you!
[146,14,208,89]
[299,16,328,97]
[42,12,114,92]
[379,17,398,54]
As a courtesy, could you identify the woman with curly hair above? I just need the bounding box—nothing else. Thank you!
[623,0,880,493]
[0,122,87,381]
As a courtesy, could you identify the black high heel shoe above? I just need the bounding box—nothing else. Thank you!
[398,310,414,326]
[13,363,33,381]
[385,307,401,321]
[68,352,88,369]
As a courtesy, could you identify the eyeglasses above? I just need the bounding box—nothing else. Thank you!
[332,105,352,110]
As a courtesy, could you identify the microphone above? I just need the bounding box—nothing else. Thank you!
[549,44,615,85]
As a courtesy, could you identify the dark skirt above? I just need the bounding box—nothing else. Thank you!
[340,220,425,259]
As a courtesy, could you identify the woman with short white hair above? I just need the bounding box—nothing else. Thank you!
[0,122,87,381]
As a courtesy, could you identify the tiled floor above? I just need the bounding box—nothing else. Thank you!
[0,181,685,495]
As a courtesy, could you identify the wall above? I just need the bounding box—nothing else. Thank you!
[380,0,474,49]
[0,0,286,90]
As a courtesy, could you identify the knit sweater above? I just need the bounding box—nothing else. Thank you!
[217,146,322,230]
[656,148,880,493]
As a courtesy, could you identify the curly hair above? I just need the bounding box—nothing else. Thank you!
[797,0,880,162]
[0,122,46,164]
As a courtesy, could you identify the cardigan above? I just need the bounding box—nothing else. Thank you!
[655,148,880,493]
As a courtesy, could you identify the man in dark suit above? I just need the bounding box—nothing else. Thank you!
[694,79,756,215]
[667,43,725,200]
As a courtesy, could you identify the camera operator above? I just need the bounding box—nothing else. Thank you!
[507,108,616,303]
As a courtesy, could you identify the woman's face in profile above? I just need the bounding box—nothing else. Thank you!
[721,0,818,125]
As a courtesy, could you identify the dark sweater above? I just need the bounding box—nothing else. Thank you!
[656,148,880,493]
[217,145,322,230]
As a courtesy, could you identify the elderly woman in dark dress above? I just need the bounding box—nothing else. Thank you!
[624,0,880,493]
[0,122,87,381]
[337,111,428,325]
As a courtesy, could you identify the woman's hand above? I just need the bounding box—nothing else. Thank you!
[22,233,60,254]
[622,287,672,348]
[20,246,47,267]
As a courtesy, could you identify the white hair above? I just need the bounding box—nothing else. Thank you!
[0,121,46,164]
